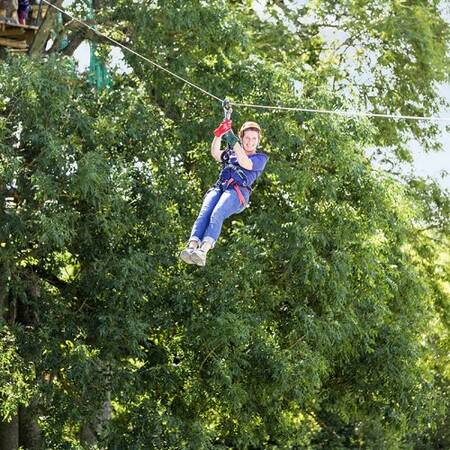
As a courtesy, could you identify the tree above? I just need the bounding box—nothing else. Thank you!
[0,0,449,448]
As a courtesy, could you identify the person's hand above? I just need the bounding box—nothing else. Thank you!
[214,119,232,138]
[222,129,240,147]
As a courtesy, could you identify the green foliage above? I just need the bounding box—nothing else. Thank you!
[0,327,35,421]
[0,0,449,448]
[263,0,450,157]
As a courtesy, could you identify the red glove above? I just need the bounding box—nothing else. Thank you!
[214,119,232,138]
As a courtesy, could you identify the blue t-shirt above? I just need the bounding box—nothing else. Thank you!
[219,151,268,187]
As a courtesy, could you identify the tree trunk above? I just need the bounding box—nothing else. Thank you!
[80,392,112,447]
[19,403,42,450]
[28,0,63,57]
[80,422,97,447]
[0,263,16,325]
[0,413,19,450]
[16,273,42,449]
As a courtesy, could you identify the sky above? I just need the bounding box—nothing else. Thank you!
[67,0,449,191]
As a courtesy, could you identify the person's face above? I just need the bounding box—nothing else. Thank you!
[242,130,260,154]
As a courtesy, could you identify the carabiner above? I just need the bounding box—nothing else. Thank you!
[223,98,232,120]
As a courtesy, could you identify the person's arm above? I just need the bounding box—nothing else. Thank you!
[211,136,224,162]
[211,119,233,162]
[222,130,253,170]
[232,142,253,170]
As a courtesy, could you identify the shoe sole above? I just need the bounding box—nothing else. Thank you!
[190,251,206,267]
[179,249,195,265]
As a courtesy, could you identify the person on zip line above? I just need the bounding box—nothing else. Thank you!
[180,103,268,267]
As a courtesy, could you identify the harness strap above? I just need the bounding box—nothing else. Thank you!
[225,178,247,206]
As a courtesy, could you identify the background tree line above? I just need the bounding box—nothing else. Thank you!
[0,0,449,448]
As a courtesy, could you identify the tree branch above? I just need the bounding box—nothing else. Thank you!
[28,0,63,57]
[30,266,68,291]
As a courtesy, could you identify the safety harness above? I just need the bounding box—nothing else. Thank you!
[216,148,252,206]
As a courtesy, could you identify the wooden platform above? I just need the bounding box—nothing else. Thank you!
[0,20,39,50]
[0,5,47,51]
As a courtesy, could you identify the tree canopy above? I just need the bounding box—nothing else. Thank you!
[0,0,449,448]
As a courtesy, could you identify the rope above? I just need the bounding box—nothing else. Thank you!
[42,0,450,123]
[231,101,450,123]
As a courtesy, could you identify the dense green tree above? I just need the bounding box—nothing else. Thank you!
[0,0,449,448]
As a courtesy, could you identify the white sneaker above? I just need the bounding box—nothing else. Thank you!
[191,249,207,267]
[179,248,196,264]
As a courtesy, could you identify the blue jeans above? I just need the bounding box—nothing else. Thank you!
[190,186,249,247]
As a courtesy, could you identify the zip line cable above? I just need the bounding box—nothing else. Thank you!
[42,0,450,123]
[230,101,450,122]
[41,0,222,102]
